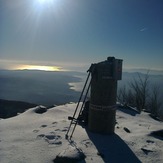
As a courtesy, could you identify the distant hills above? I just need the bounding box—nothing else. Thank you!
[0,99,37,118]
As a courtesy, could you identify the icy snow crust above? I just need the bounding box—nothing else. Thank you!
[0,103,162,163]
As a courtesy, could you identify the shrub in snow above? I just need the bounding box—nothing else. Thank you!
[159,109,163,121]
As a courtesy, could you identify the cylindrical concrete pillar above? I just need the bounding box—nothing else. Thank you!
[88,57,122,134]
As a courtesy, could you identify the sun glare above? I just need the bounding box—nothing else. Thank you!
[37,0,54,4]
[16,65,61,71]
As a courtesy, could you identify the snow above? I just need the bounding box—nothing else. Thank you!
[0,103,162,163]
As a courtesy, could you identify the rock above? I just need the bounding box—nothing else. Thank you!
[34,106,47,114]
[53,145,86,163]
[123,127,131,133]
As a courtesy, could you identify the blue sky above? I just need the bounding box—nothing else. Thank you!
[0,0,163,71]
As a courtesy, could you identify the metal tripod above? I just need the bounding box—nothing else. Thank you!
[65,71,91,140]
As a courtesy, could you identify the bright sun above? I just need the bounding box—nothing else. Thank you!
[37,0,53,4]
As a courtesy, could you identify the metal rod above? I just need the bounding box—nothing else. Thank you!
[69,79,91,139]
[65,71,91,139]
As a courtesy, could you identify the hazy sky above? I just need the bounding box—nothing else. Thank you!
[0,0,163,71]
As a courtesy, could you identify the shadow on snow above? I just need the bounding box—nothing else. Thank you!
[85,128,141,163]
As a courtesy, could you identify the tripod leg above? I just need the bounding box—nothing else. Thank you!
[69,80,91,140]
[65,72,91,139]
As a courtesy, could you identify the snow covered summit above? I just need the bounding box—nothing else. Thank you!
[0,103,162,163]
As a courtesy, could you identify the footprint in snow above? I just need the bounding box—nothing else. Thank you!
[81,139,93,148]
[37,133,62,146]
[45,134,62,145]
[33,129,40,133]
[52,122,58,125]
[54,128,67,132]
[146,140,154,143]
[40,124,47,128]
[37,134,45,138]
[61,129,68,132]
[141,147,154,155]
[51,122,58,127]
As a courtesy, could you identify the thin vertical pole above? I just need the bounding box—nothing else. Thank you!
[70,79,91,139]
[65,72,91,139]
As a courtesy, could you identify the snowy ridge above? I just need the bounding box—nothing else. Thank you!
[0,103,162,163]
